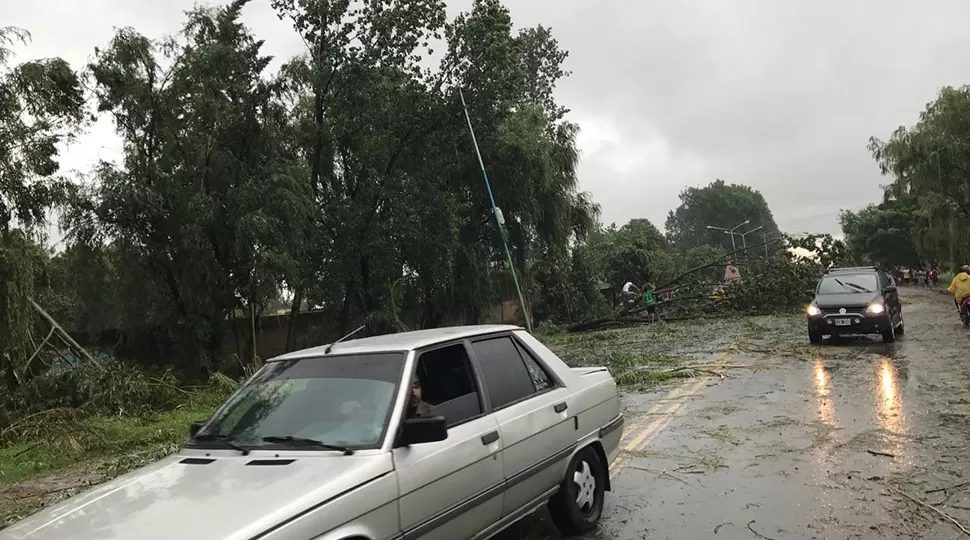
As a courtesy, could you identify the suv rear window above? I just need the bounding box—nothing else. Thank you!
[818,273,879,294]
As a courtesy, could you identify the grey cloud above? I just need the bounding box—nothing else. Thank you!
[13,0,970,237]
[499,0,970,234]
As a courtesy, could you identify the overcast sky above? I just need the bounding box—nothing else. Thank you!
[10,0,970,238]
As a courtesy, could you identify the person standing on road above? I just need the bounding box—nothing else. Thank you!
[947,265,970,311]
[902,267,911,284]
[642,283,658,323]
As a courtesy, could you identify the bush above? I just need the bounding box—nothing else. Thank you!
[2,361,185,420]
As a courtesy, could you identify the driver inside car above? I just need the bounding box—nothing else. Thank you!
[407,377,433,418]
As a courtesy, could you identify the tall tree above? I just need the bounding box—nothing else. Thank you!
[271,0,448,340]
[870,85,970,269]
[0,26,84,392]
[441,0,598,323]
[839,196,921,268]
[70,1,311,372]
[665,179,779,251]
[870,86,970,224]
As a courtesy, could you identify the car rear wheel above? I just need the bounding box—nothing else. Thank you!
[549,445,606,535]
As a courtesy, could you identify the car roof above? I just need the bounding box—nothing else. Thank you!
[825,266,880,274]
[268,324,522,362]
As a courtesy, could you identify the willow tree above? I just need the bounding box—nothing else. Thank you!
[870,85,970,265]
[437,0,599,324]
[70,1,311,372]
[0,27,84,391]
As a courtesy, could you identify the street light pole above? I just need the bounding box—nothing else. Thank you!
[739,225,764,250]
[707,220,750,252]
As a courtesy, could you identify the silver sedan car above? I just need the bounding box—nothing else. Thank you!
[0,325,623,540]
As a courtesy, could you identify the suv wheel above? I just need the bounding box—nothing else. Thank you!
[808,324,822,344]
[882,321,896,343]
[549,445,606,535]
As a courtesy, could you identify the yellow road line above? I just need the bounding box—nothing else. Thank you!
[609,377,709,479]
[614,385,686,445]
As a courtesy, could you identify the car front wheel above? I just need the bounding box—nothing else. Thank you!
[808,324,822,344]
[549,445,606,535]
[882,320,896,343]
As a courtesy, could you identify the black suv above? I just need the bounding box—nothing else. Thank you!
[806,266,904,344]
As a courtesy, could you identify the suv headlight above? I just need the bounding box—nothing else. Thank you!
[866,303,885,314]
[807,305,821,316]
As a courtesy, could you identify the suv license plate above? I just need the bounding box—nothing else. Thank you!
[834,318,851,326]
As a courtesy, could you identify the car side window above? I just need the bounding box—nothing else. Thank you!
[513,340,555,392]
[414,344,484,428]
[472,336,537,409]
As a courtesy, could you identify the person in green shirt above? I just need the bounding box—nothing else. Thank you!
[642,283,658,322]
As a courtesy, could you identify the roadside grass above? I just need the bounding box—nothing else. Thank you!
[0,404,216,487]
[0,400,221,527]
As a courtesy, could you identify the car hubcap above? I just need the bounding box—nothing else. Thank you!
[573,460,596,511]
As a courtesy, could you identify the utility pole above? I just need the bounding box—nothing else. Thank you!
[458,87,533,333]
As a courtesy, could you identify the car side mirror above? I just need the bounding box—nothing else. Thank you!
[189,421,205,438]
[883,285,897,294]
[805,290,816,298]
[397,416,448,447]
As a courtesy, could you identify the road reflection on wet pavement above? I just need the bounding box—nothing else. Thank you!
[498,288,970,540]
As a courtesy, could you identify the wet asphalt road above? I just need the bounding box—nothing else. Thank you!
[501,287,970,540]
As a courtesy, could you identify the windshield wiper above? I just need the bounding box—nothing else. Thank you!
[262,436,355,455]
[192,433,250,455]
[839,279,872,293]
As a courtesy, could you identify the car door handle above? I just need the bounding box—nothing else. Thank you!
[554,402,568,413]
[481,431,499,445]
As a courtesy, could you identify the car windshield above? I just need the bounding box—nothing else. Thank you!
[191,352,405,450]
[817,273,879,294]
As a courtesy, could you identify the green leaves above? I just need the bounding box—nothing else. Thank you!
[0,37,84,232]
[839,197,921,268]
[867,85,970,269]
[665,179,779,251]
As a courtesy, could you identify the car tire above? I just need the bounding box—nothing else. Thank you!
[882,321,896,343]
[549,445,606,535]
[808,325,822,344]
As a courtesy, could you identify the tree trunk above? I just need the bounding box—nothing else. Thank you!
[285,286,303,352]
[339,283,354,333]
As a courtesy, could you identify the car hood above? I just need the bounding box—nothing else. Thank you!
[814,292,881,308]
[0,450,393,540]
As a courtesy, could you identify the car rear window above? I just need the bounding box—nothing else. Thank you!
[472,336,537,409]
[818,273,879,294]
